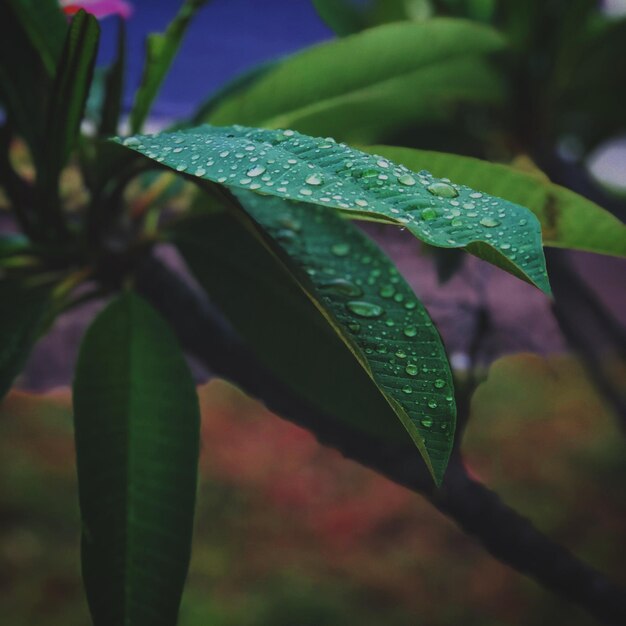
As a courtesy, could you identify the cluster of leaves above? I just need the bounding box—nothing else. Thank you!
[0,0,624,624]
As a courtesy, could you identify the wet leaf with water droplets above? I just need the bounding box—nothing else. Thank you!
[171,193,457,485]
[115,125,552,294]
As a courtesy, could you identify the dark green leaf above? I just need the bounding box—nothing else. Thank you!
[370,146,626,258]
[0,278,49,401]
[312,0,433,35]
[116,125,551,293]
[129,0,210,134]
[173,193,455,484]
[6,0,67,75]
[0,3,49,158]
[73,292,200,626]
[205,19,505,142]
[311,0,367,35]
[44,9,100,175]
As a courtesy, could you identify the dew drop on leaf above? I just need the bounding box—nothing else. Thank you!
[480,217,500,228]
[398,174,416,186]
[427,182,459,198]
[305,173,323,186]
[246,165,266,177]
[319,278,363,297]
[346,300,384,318]
[331,242,351,257]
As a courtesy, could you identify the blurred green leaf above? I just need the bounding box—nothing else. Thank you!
[116,124,551,293]
[190,57,282,126]
[129,0,210,134]
[38,9,99,219]
[173,192,456,485]
[0,3,49,158]
[370,146,626,258]
[5,0,67,75]
[311,0,367,35]
[0,278,49,402]
[73,292,200,626]
[206,19,505,142]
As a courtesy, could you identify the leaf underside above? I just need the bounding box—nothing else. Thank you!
[175,191,456,484]
[73,293,199,626]
[117,125,551,294]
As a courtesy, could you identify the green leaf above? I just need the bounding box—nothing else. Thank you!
[205,19,505,142]
[5,0,67,75]
[129,0,210,134]
[311,0,368,35]
[190,57,281,126]
[312,0,433,35]
[172,193,456,485]
[115,124,551,294]
[73,292,200,626]
[369,146,626,258]
[0,279,49,402]
[0,2,49,158]
[44,9,100,175]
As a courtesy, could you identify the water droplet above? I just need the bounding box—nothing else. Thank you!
[246,165,266,177]
[421,208,438,221]
[377,159,390,168]
[348,322,361,334]
[346,300,384,319]
[398,174,416,186]
[470,192,483,199]
[355,199,369,207]
[427,400,438,409]
[320,278,362,297]
[427,182,459,198]
[331,242,350,257]
[305,173,323,186]
[122,136,140,147]
[480,217,500,228]
[406,364,418,376]
[402,385,413,395]
[396,350,407,359]
[379,284,395,298]
[404,325,417,337]
[434,379,445,389]
[175,164,188,172]
[420,418,433,429]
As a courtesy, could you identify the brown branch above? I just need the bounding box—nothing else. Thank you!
[136,253,626,626]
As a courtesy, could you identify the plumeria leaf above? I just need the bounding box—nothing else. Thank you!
[116,124,551,294]
[205,19,505,143]
[41,8,99,204]
[73,292,200,626]
[172,194,456,485]
[6,0,67,75]
[370,146,626,258]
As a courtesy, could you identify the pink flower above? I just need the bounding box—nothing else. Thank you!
[60,0,133,19]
